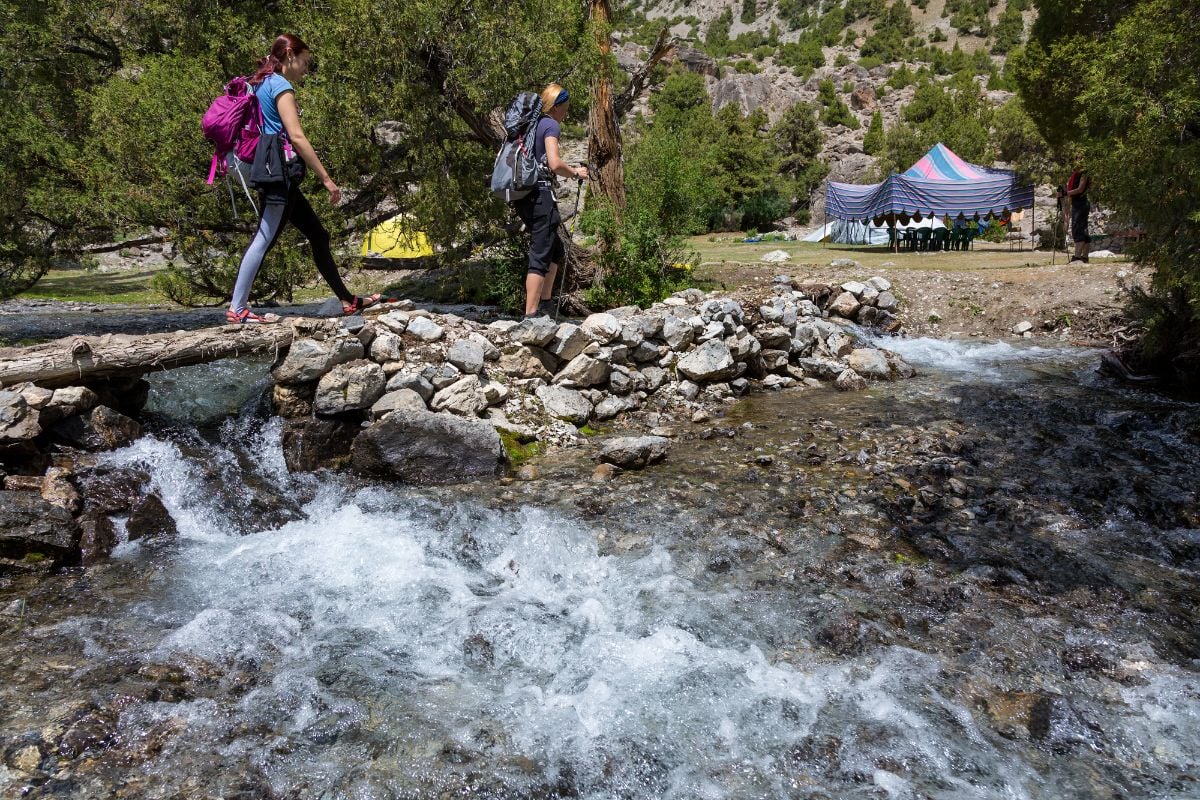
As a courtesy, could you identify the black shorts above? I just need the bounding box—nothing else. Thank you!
[513,186,564,276]
[1071,201,1090,243]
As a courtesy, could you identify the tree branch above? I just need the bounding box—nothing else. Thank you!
[418,44,504,148]
[613,28,676,120]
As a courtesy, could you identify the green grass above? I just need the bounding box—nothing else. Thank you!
[689,235,1131,275]
[22,266,166,305]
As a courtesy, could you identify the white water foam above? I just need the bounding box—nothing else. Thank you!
[872,335,1094,379]
[92,431,1050,799]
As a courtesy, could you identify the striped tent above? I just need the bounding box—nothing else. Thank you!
[825,143,1034,223]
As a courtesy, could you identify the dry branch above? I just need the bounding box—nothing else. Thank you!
[613,28,676,120]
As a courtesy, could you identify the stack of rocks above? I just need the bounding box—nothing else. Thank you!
[271,285,914,479]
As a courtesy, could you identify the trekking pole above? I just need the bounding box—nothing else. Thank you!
[554,166,587,322]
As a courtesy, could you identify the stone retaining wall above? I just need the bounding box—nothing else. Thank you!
[272,279,914,479]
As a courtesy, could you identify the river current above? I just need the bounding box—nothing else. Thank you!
[0,338,1197,799]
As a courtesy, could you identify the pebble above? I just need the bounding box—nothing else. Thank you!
[592,463,619,482]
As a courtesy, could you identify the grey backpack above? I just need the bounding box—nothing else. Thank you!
[490,92,544,203]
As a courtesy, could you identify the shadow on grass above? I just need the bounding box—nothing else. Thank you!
[24,268,162,301]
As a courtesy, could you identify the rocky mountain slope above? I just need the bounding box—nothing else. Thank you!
[616,0,1039,220]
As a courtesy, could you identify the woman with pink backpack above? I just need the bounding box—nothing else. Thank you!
[227,33,388,323]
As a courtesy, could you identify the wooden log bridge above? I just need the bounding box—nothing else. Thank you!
[0,322,304,388]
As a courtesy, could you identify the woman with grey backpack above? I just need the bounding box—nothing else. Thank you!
[511,83,589,319]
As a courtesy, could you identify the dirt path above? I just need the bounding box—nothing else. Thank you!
[693,240,1143,345]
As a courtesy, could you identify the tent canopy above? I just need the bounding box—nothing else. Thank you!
[362,216,434,259]
[826,143,1034,223]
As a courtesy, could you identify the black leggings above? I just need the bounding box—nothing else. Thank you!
[231,187,353,310]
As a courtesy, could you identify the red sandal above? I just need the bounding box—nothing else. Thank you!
[341,294,398,316]
[226,308,281,324]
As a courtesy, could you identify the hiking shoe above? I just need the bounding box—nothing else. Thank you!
[537,298,560,317]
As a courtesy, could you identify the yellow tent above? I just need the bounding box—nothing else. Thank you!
[361,216,434,259]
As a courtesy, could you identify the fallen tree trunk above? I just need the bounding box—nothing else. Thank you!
[0,323,299,388]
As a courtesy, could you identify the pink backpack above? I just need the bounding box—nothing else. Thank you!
[201,76,262,184]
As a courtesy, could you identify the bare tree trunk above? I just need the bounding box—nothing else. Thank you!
[587,0,626,215]
[0,324,302,388]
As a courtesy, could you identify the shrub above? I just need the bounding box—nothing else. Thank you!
[981,218,1007,242]
[581,203,695,309]
[822,98,860,128]
[863,110,886,155]
[738,192,790,231]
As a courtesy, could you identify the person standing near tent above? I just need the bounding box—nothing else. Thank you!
[227,33,387,324]
[1065,165,1091,263]
[512,83,589,319]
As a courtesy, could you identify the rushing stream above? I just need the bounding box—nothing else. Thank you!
[1,338,1197,799]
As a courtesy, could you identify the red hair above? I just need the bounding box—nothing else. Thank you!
[250,33,309,86]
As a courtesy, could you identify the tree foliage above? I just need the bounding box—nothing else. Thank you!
[1016,0,1200,381]
[0,0,594,303]
[876,70,993,175]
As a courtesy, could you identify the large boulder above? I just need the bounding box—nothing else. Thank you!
[499,345,554,380]
[370,388,428,420]
[126,493,177,541]
[447,340,486,375]
[592,395,639,421]
[351,409,506,484]
[598,436,672,469]
[676,339,738,382]
[554,354,610,388]
[847,349,892,380]
[272,384,315,418]
[51,406,141,451]
[385,371,435,402]
[405,316,444,342]
[580,313,622,343]
[281,417,359,472]
[535,386,592,425]
[510,316,558,347]
[272,336,365,385]
[828,291,862,319]
[368,330,405,363]
[0,490,80,566]
[710,72,798,123]
[78,511,117,566]
[43,386,100,424]
[661,314,695,351]
[546,323,591,361]
[835,368,869,392]
[0,389,41,444]
[431,375,489,417]
[666,46,718,77]
[314,360,387,415]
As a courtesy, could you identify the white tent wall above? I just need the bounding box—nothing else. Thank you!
[802,217,945,245]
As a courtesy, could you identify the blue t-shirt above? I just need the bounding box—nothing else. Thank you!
[533,116,560,165]
[254,73,294,136]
